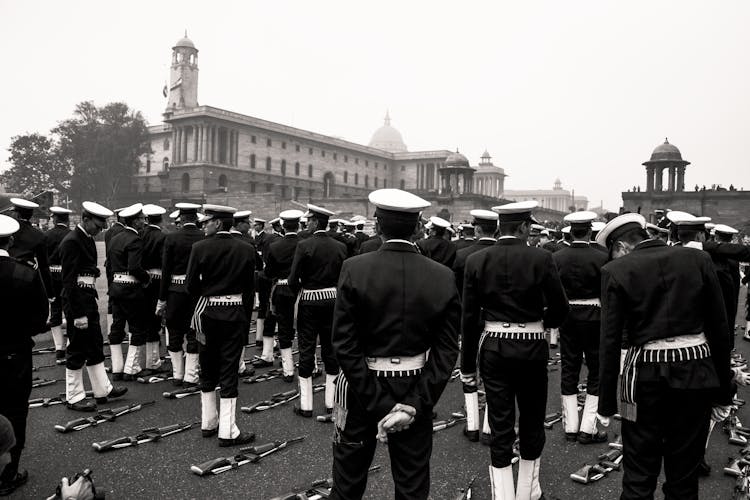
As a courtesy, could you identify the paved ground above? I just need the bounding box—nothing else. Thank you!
[13,244,749,498]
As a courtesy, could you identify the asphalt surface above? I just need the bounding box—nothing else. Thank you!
[13,243,749,499]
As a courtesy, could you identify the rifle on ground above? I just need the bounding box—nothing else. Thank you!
[453,475,477,500]
[243,368,283,384]
[92,421,197,452]
[269,465,381,499]
[433,414,467,433]
[29,391,93,408]
[543,412,563,429]
[54,401,155,433]
[241,385,324,414]
[32,378,58,388]
[190,436,306,476]
[137,375,173,384]
[33,362,57,371]
[32,346,56,355]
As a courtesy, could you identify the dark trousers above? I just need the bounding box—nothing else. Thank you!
[257,276,272,320]
[64,299,106,370]
[330,374,432,500]
[620,382,712,500]
[296,301,338,378]
[165,291,199,354]
[144,280,162,342]
[49,280,64,327]
[199,317,246,398]
[108,294,126,339]
[560,319,601,395]
[271,289,295,349]
[0,351,32,481]
[110,297,149,346]
[481,351,547,467]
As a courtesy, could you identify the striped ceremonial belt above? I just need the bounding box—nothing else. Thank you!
[300,287,337,302]
[146,268,162,280]
[366,352,427,377]
[49,265,62,274]
[476,320,545,384]
[171,274,186,285]
[276,278,289,286]
[569,298,601,307]
[76,275,96,289]
[113,273,140,285]
[333,373,349,432]
[269,278,289,315]
[206,294,243,306]
[620,333,708,422]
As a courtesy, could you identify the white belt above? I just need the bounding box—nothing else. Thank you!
[206,294,243,306]
[49,265,62,273]
[147,269,162,279]
[643,332,706,350]
[171,274,186,285]
[484,321,545,334]
[113,273,140,284]
[366,352,426,376]
[276,278,289,286]
[300,287,337,301]
[569,298,601,307]
[76,275,96,289]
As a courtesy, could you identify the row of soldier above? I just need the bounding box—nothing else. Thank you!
[1,191,749,499]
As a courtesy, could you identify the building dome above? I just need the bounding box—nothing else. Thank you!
[649,138,683,162]
[174,32,196,49]
[369,112,407,152]
[444,149,470,168]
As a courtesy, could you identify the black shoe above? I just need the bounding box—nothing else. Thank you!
[578,430,608,444]
[698,458,711,476]
[95,385,128,404]
[66,400,97,412]
[463,428,479,442]
[311,369,322,379]
[172,378,184,387]
[565,432,579,442]
[55,350,66,362]
[112,372,123,381]
[0,470,28,496]
[293,406,312,418]
[480,432,492,446]
[282,375,294,383]
[238,367,256,377]
[219,431,256,447]
[122,373,141,381]
[255,340,263,348]
[202,427,218,438]
[326,407,333,415]
[252,359,273,368]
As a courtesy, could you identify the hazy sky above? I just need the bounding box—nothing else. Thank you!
[2,1,749,211]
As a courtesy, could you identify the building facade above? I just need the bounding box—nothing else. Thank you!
[503,178,589,212]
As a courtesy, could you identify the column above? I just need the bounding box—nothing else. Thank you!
[203,126,209,162]
[667,166,675,192]
[182,127,188,164]
[210,127,215,163]
[235,131,239,166]
[171,128,177,166]
[193,126,199,163]
[198,126,204,162]
[646,166,654,192]
[677,166,685,191]
[177,127,183,165]
[654,167,663,191]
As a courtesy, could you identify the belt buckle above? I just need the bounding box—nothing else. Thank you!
[518,323,526,328]
[502,323,511,328]
[390,358,400,365]
[665,338,675,343]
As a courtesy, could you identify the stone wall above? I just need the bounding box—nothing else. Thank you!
[622,190,750,230]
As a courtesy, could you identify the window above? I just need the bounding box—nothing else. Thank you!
[250,182,257,193]
[280,186,288,199]
[250,154,256,169]
[266,156,272,171]
[333,153,337,160]
[144,183,150,193]
[355,158,359,165]
[281,160,287,176]
[251,135,256,144]
[218,174,227,188]
[181,173,190,193]
[344,155,348,163]
[355,173,358,185]
[295,144,300,152]
[375,162,378,169]
[146,157,151,173]
[365,160,369,167]
[309,148,313,155]
[163,138,170,150]
[343,171,348,183]
[294,187,301,201]
[267,138,272,147]
[365,175,369,187]
[163,158,169,170]
[374,176,378,188]
[400,179,405,189]
[384,165,388,171]
[265,183,273,192]
[383,179,387,188]
[401,165,405,171]
[321,150,325,158]
[308,164,313,178]
[323,172,334,198]
[282,141,286,149]
[295,162,300,176]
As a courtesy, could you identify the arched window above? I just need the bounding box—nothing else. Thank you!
[266,156,272,171]
[365,175,369,188]
[295,162,300,176]
[163,138,170,150]
[400,179,405,190]
[374,176,378,188]
[383,179,387,188]
[343,171,348,183]
[281,160,286,177]
[181,173,190,193]
[308,164,313,178]
[146,156,151,173]
[163,157,169,170]
[250,154,256,169]
[218,174,227,188]
[323,172,335,198]
[354,173,359,185]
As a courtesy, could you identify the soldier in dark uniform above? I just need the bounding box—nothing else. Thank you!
[288,203,347,417]
[107,203,151,380]
[104,208,126,373]
[140,204,167,373]
[416,216,456,267]
[542,230,562,253]
[0,214,48,496]
[8,198,53,300]
[452,209,497,442]
[552,211,608,444]
[462,200,569,499]
[352,217,369,252]
[270,217,284,237]
[157,203,204,386]
[265,209,305,382]
[358,222,384,254]
[596,213,732,499]
[60,202,127,411]
[454,223,476,251]
[255,216,282,368]
[186,204,256,447]
[253,217,274,349]
[45,206,73,363]
[330,189,459,500]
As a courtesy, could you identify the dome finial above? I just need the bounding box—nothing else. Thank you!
[384,110,391,126]
[664,137,669,144]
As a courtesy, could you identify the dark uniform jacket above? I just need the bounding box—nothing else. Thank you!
[104,222,126,285]
[416,236,456,268]
[107,227,149,301]
[185,232,255,323]
[332,240,460,420]
[703,241,750,336]
[354,231,368,252]
[0,251,48,353]
[288,231,347,294]
[10,219,53,297]
[552,241,607,322]
[59,226,101,319]
[45,224,70,293]
[454,238,475,251]
[358,235,383,254]
[461,237,569,371]
[141,225,166,272]
[265,233,300,281]
[453,238,495,296]
[598,239,731,417]
[159,223,203,299]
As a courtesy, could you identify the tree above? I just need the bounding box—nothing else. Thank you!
[54,101,150,205]
[1,132,71,195]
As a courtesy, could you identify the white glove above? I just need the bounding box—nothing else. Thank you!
[73,316,88,329]
[596,413,611,428]
[460,372,477,387]
[58,474,95,500]
[711,405,732,423]
[375,403,417,443]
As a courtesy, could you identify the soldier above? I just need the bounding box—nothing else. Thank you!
[104,207,126,365]
[186,204,256,446]
[253,217,276,350]
[358,220,383,254]
[352,217,369,251]
[270,217,284,237]
[45,206,73,363]
[8,198,53,300]
[461,200,568,499]
[416,216,456,267]
[60,202,127,411]
[288,203,347,417]
[107,203,151,380]
[552,211,608,444]
[452,209,497,442]
[454,223,476,250]
[0,214,48,496]
[596,213,731,499]
[265,209,305,382]
[157,203,203,386]
[141,204,167,373]
[330,189,459,499]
